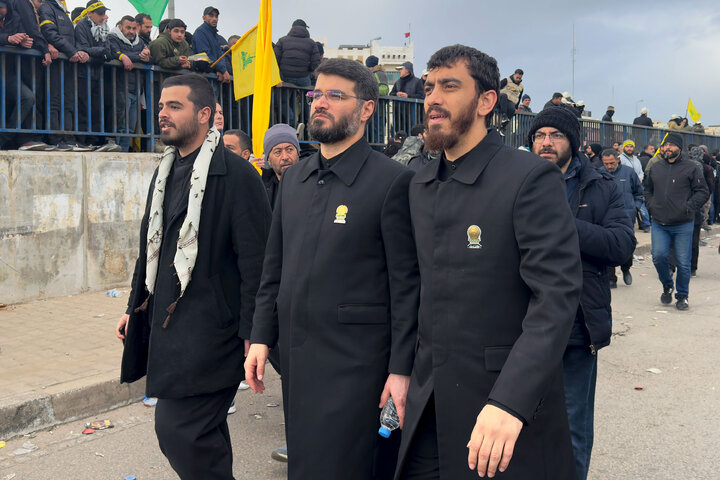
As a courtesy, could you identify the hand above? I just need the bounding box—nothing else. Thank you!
[121,55,133,71]
[42,53,52,67]
[21,37,34,48]
[181,60,191,69]
[48,44,59,59]
[116,313,130,340]
[224,71,232,83]
[244,339,250,357]
[467,404,523,477]
[77,51,90,63]
[252,156,265,170]
[139,48,150,62]
[397,92,409,98]
[243,343,270,393]
[379,374,410,428]
[178,55,188,62]
[8,33,28,45]
[69,52,81,63]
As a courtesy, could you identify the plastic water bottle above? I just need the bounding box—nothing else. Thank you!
[106,289,123,298]
[378,396,400,438]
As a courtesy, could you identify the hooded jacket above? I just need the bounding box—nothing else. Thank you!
[644,153,709,226]
[39,0,77,57]
[274,25,320,79]
[192,21,229,74]
[148,31,191,70]
[389,64,424,99]
[108,26,150,91]
[602,109,614,122]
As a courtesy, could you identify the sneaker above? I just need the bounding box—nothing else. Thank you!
[96,141,122,152]
[71,143,93,152]
[660,285,674,305]
[55,142,73,151]
[701,225,711,232]
[271,446,288,463]
[676,295,689,310]
[142,396,157,407]
[228,400,236,415]
[19,141,52,151]
[622,270,632,286]
[238,380,250,391]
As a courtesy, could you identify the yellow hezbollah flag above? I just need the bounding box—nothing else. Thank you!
[251,0,279,158]
[231,26,280,100]
[687,98,701,123]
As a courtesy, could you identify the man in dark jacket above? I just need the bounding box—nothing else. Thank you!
[600,149,643,288]
[245,59,419,480]
[193,6,231,84]
[530,106,635,480]
[274,19,320,86]
[108,15,151,151]
[260,123,300,210]
[644,132,709,310]
[543,92,563,110]
[39,0,91,150]
[116,74,271,479]
[135,12,152,44]
[638,144,655,171]
[390,61,425,99]
[633,107,653,126]
[602,106,615,122]
[396,45,581,480]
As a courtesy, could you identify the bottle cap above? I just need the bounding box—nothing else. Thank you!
[378,426,391,438]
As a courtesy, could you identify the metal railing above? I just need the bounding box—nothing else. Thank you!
[2,45,718,152]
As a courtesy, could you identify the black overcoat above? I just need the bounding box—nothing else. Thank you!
[395,131,582,479]
[121,143,272,398]
[251,139,419,480]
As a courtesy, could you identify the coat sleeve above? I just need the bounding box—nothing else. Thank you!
[250,176,285,347]
[39,6,77,57]
[149,39,180,69]
[408,78,425,99]
[574,180,636,266]
[273,38,283,64]
[110,37,142,63]
[12,1,49,54]
[687,162,710,213]
[631,171,644,211]
[487,160,582,424]
[309,41,321,72]
[643,165,655,213]
[75,23,108,61]
[380,169,420,376]
[231,163,273,340]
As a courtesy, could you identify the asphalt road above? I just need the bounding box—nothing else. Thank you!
[1,240,719,480]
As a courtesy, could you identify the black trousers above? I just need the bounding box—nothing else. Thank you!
[401,394,440,479]
[607,254,634,284]
[155,384,238,480]
[47,60,78,145]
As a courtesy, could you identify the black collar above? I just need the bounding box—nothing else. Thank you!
[297,138,371,186]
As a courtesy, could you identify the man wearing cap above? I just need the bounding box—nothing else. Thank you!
[619,140,650,232]
[390,61,424,99]
[529,106,635,480]
[643,132,709,311]
[633,107,653,127]
[261,124,300,210]
[274,19,321,87]
[498,68,524,124]
[517,94,532,113]
[193,7,231,85]
[366,55,389,96]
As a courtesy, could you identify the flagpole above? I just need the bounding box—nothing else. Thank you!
[167,0,175,18]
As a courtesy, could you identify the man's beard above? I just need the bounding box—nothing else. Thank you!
[536,143,572,170]
[662,149,679,161]
[160,118,202,149]
[423,96,478,153]
[308,104,363,144]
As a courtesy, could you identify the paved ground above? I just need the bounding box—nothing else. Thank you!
[0,228,718,479]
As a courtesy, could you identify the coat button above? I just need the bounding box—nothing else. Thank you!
[318,179,325,185]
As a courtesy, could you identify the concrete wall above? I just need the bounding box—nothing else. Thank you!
[0,152,158,304]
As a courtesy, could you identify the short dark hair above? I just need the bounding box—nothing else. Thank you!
[514,68,524,75]
[410,124,425,137]
[601,149,618,159]
[120,15,136,25]
[426,44,500,126]
[167,19,187,31]
[135,13,151,24]
[228,34,241,44]
[314,58,379,113]
[552,92,563,99]
[224,129,252,151]
[162,74,216,127]
[642,144,653,151]
[158,18,171,33]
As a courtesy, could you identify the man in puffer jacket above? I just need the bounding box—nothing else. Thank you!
[274,19,320,86]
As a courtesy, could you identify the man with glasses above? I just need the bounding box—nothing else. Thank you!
[530,106,635,480]
[245,58,419,480]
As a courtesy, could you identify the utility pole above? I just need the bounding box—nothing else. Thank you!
[571,24,576,98]
[167,0,175,19]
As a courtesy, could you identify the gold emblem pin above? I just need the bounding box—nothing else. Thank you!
[334,205,348,224]
[467,225,482,249]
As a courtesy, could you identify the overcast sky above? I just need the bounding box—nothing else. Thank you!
[94,0,720,126]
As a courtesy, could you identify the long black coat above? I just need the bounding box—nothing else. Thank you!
[121,143,272,398]
[251,139,420,480]
[396,131,582,479]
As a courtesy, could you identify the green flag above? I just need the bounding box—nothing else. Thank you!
[128,0,169,26]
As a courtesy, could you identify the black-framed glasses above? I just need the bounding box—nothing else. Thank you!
[532,132,567,143]
[306,90,364,105]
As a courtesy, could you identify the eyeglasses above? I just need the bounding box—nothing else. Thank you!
[306,90,364,105]
[532,132,567,143]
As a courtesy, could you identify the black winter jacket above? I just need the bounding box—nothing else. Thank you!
[567,155,636,350]
[389,73,424,99]
[7,0,49,54]
[632,114,653,126]
[74,18,114,65]
[274,26,320,79]
[107,32,149,91]
[644,154,709,226]
[39,0,76,57]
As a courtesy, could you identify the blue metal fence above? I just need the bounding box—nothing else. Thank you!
[2,45,719,152]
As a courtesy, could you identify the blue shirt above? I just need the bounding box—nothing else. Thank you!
[563,156,582,202]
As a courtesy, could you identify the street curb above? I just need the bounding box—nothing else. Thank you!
[0,377,145,440]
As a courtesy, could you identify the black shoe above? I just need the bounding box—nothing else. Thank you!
[609,281,617,289]
[641,227,651,233]
[660,285,674,304]
[691,270,697,277]
[271,446,288,463]
[55,142,73,151]
[676,296,689,310]
[622,270,632,286]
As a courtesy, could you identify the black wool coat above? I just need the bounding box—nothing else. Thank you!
[121,143,272,398]
[251,138,420,480]
[395,131,582,479]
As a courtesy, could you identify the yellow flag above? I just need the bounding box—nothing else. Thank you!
[231,26,281,100]
[687,98,701,123]
[251,0,281,158]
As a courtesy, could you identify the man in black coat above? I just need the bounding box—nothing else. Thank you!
[245,58,419,480]
[395,45,582,480]
[530,106,636,480]
[632,107,653,126]
[274,18,320,86]
[116,74,271,479]
[390,61,425,99]
[260,123,300,210]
